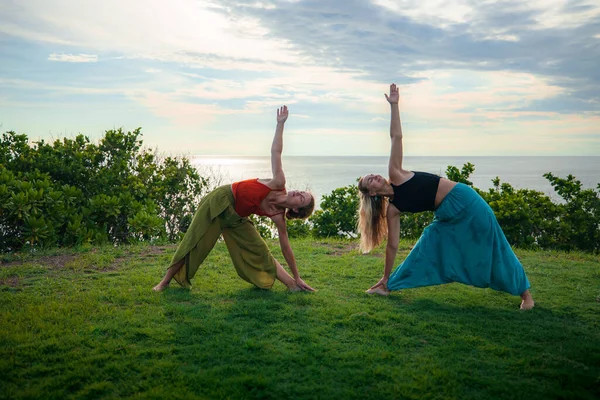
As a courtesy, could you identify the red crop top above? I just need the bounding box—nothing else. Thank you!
[231,178,284,218]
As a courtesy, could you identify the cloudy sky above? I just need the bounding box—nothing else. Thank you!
[1,0,599,156]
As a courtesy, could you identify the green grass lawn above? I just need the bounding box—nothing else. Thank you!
[1,239,599,399]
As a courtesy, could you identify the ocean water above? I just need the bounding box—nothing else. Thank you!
[191,156,600,208]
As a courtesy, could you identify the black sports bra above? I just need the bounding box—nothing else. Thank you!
[390,171,440,212]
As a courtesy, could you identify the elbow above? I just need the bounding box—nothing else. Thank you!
[386,243,398,253]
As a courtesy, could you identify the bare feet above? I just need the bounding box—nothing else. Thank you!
[520,290,535,310]
[366,287,390,296]
[152,283,168,292]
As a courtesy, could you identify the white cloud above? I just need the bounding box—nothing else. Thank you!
[1,0,300,64]
[531,0,600,29]
[1,0,598,155]
[482,34,520,42]
[373,0,600,30]
[396,70,565,126]
[48,53,98,62]
[373,0,474,26]
[248,1,276,9]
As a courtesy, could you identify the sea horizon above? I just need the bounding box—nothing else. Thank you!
[190,155,600,208]
[191,155,600,157]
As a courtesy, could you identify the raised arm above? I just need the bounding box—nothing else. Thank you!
[270,106,288,189]
[386,84,404,183]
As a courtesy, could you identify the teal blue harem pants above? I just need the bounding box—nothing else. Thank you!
[387,183,531,295]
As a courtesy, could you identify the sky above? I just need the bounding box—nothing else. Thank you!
[0,0,599,156]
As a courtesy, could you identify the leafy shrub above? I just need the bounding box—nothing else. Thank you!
[445,162,475,186]
[309,185,359,238]
[544,173,600,252]
[286,219,311,238]
[247,216,311,240]
[0,129,208,251]
[397,212,434,239]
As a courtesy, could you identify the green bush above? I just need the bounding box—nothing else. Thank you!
[445,162,475,186]
[398,212,434,239]
[309,185,359,238]
[286,219,311,238]
[0,129,208,251]
[544,173,600,252]
[246,216,311,240]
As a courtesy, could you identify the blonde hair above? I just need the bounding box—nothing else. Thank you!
[357,177,388,253]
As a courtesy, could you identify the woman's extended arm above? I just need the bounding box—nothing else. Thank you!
[369,204,400,290]
[386,84,404,183]
[270,106,288,189]
[272,213,315,291]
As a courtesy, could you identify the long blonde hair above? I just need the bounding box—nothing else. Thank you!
[357,177,388,253]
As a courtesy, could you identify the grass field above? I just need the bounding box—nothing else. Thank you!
[1,238,599,399]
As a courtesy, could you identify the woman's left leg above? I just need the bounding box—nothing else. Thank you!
[221,218,282,290]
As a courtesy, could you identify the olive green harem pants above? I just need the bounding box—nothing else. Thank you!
[169,185,277,289]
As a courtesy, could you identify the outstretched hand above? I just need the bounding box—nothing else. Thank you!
[296,277,315,292]
[276,105,289,124]
[384,83,399,104]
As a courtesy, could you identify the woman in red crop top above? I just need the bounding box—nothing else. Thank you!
[153,106,316,293]
[356,84,534,310]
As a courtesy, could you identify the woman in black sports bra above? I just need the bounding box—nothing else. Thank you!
[357,83,534,310]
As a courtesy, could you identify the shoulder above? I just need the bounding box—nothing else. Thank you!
[270,212,287,228]
[389,170,414,186]
[258,178,286,191]
[387,202,400,217]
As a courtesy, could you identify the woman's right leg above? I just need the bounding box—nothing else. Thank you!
[520,289,535,310]
[153,258,185,291]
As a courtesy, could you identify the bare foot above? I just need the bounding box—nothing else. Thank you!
[153,283,168,292]
[366,287,390,296]
[520,290,534,310]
